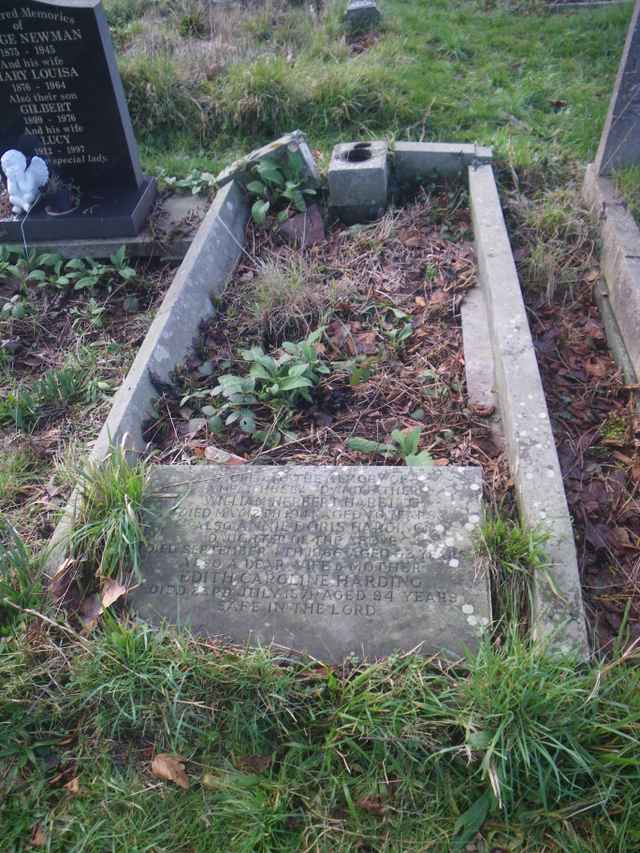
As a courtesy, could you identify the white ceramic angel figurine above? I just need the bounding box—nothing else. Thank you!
[1,150,49,215]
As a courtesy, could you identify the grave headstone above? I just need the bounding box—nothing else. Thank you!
[595,0,640,175]
[345,0,381,34]
[131,465,491,661]
[0,0,155,242]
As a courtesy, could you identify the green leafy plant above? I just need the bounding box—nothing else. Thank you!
[246,153,316,226]
[48,247,136,291]
[347,426,433,466]
[210,373,259,434]
[206,329,329,436]
[334,355,377,386]
[157,168,216,195]
[0,246,136,292]
[0,293,31,321]
[0,246,62,290]
[70,297,107,329]
[381,307,413,350]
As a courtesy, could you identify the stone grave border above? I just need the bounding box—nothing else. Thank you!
[46,142,588,656]
[583,166,640,383]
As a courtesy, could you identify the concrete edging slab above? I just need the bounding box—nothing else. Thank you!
[91,179,249,461]
[469,163,589,657]
[393,142,492,184]
[583,163,640,381]
[46,180,249,569]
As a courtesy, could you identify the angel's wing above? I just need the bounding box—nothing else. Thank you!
[26,156,49,188]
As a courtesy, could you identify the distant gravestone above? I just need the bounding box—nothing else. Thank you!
[595,0,640,175]
[131,466,491,661]
[0,0,155,241]
[345,0,381,35]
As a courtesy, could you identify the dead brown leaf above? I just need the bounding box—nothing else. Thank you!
[64,776,80,795]
[30,825,46,847]
[201,772,218,789]
[101,578,127,610]
[49,557,77,601]
[584,358,609,379]
[609,526,635,551]
[354,331,378,355]
[234,754,272,774]
[357,795,386,816]
[469,403,496,418]
[151,753,189,790]
[204,446,246,464]
[78,594,101,632]
[398,228,423,248]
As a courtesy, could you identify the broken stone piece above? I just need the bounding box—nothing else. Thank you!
[215,130,320,189]
[277,203,326,248]
[328,140,388,225]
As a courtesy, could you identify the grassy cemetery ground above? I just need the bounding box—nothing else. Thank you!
[3,0,640,848]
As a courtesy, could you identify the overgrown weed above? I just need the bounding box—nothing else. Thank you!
[506,182,599,301]
[250,252,356,344]
[68,448,148,583]
[614,163,640,224]
[477,514,550,626]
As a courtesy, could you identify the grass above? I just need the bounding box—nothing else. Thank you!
[613,164,640,224]
[0,450,41,512]
[505,183,599,299]
[110,0,634,177]
[249,252,357,344]
[2,622,640,849]
[0,353,104,433]
[477,514,551,627]
[2,0,639,847]
[68,448,149,584]
[0,520,42,636]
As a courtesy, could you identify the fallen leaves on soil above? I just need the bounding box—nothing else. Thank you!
[147,191,508,496]
[525,283,640,651]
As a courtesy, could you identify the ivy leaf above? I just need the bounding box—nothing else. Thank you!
[251,199,270,225]
[74,276,99,290]
[405,451,433,467]
[256,160,285,187]
[246,180,266,196]
[347,437,395,456]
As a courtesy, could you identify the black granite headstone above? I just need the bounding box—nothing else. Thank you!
[0,0,155,241]
[595,0,640,175]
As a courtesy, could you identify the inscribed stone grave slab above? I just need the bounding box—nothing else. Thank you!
[131,466,491,661]
[0,0,155,240]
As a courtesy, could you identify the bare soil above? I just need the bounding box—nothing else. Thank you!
[146,194,507,498]
[0,260,177,546]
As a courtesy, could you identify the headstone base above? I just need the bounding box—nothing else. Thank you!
[0,178,156,243]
